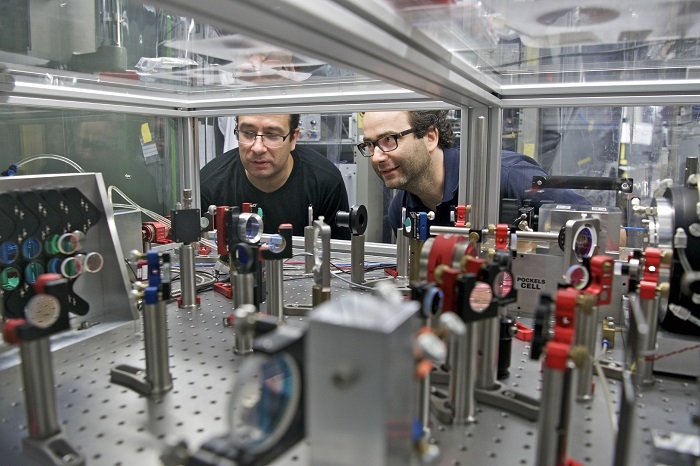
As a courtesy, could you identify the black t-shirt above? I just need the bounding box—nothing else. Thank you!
[200,145,351,239]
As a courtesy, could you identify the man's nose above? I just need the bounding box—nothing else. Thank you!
[370,145,388,161]
[250,135,267,152]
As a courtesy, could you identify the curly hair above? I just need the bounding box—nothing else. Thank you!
[408,110,455,149]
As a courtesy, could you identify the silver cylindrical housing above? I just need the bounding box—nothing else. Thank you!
[396,230,409,283]
[416,370,431,436]
[20,339,60,439]
[179,243,198,309]
[441,312,476,424]
[143,301,173,396]
[574,304,598,401]
[304,226,314,274]
[476,317,500,390]
[409,239,423,285]
[233,305,257,355]
[536,367,569,466]
[639,296,660,386]
[233,272,256,307]
[351,234,365,285]
[267,260,284,320]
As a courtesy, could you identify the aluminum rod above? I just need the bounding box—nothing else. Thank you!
[638,296,660,386]
[536,367,566,466]
[179,243,198,309]
[476,317,500,390]
[470,116,486,226]
[234,272,256,308]
[575,304,598,401]
[182,117,200,210]
[429,225,559,242]
[143,301,173,397]
[396,231,409,285]
[350,234,365,285]
[268,260,284,321]
[440,312,476,424]
[20,339,60,439]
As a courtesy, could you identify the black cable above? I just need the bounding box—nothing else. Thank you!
[124,258,139,282]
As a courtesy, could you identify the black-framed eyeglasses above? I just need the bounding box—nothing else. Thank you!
[234,128,293,148]
[356,128,416,157]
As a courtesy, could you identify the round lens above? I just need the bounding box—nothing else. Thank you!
[268,235,286,254]
[58,232,80,255]
[24,262,45,284]
[422,286,443,317]
[493,270,514,298]
[574,226,596,261]
[237,213,263,244]
[565,264,590,290]
[61,256,83,278]
[245,217,259,240]
[84,252,104,273]
[1,266,21,290]
[22,237,42,260]
[469,281,493,313]
[0,242,19,265]
[229,354,301,454]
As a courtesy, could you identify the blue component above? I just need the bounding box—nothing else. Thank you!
[411,417,424,443]
[147,251,161,288]
[422,286,444,317]
[144,286,159,305]
[417,212,429,241]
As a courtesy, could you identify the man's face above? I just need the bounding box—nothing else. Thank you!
[362,111,431,191]
[237,114,298,182]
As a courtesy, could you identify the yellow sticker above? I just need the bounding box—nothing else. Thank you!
[141,123,152,143]
[523,143,535,157]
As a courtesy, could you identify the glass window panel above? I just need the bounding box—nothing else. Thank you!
[0,107,177,215]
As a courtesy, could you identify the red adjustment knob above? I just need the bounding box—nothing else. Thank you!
[223,313,235,328]
[33,273,63,294]
[2,318,26,345]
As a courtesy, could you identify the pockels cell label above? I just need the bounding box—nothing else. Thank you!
[516,276,546,291]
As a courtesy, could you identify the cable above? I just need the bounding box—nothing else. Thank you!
[591,340,617,436]
[109,186,171,225]
[331,271,374,291]
[12,154,86,174]
[644,343,700,361]
[593,356,618,436]
[668,304,700,328]
[124,258,139,282]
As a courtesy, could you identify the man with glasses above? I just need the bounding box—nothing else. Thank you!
[359,110,589,232]
[200,114,350,239]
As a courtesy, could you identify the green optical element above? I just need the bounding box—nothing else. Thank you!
[1,267,21,291]
[21,237,42,261]
[45,235,61,256]
[24,262,45,284]
[0,242,19,265]
[61,257,81,279]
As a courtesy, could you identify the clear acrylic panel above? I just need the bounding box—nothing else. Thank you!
[377,0,700,86]
[0,0,371,96]
[0,107,178,215]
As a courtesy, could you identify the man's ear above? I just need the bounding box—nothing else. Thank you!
[425,126,439,152]
[289,127,301,151]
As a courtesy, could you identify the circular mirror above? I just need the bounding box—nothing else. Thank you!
[469,281,493,313]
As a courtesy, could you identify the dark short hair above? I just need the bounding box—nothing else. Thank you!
[235,114,301,133]
[408,110,455,149]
